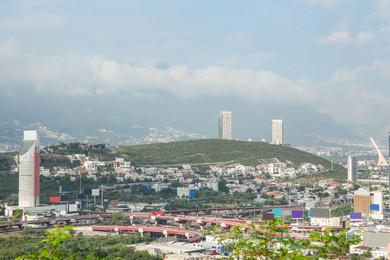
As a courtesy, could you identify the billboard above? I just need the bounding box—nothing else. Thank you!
[273,208,282,218]
[59,185,71,193]
[189,189,197,199]
[60,195,69,202]
[50,196,60,203]
[262,213,274,220]
[84,188,92,195]
[291,210,304,219]
[91,189,99,196]
[310,208,331,218]
[143,184,152,190]
[56,204,66,211]
[307,210,310,218]
[305,201,315,210]
[68,203,78,212]
[77,194,85,200]
[349,212,362,220]
[370,204,380,211]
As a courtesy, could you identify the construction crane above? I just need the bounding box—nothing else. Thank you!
[369,137,389,167]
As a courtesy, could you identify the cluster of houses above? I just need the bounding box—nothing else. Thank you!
[33,153,369,218]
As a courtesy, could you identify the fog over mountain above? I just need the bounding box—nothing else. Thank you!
[0,88,362,149]
[1,1,389,149]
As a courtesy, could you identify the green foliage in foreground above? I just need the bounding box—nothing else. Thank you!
[0,226,161,260]
[310,227,361,259]
[219,218,361,259]
[221,218,309,259]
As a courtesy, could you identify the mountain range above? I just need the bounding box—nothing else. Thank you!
[0,90,365,152]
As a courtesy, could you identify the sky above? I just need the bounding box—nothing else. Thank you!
[1,0,390,139]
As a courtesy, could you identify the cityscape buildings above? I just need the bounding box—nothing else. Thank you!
[18,130,40,208]
[347,156,358,182]
[353,189,370,215]
[272,119,283,145]
[370,191,384,220]
[353,189,384,220]
[219,111,232,140]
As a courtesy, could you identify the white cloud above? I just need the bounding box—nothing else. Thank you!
[0,38,389,134]
[0,38,308,102]
[297,0,353,7]
[319,30,375,45]
[356,31,375,44]
[319,30,353,44]
[0,14,63,31]
[87,58,307,101]
[376,0,390,17]
[315,60,390,126]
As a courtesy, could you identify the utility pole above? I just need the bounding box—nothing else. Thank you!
[101,188,104,207]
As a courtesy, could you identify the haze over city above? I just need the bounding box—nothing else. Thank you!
[3,2,390,258]
[1,0,390,145]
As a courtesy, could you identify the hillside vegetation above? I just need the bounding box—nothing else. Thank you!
[115,139,341,170]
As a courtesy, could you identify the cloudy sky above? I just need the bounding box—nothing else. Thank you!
[1,0,390,138]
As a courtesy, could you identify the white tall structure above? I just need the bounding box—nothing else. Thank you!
[369,137,388,166]
[272,119,283,145]
[219,111,232,140]
[208,178,219,192]
[347,156,358,182]
[18,131,40,208]
[370,191,384,220]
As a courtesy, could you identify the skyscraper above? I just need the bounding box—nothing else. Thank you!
[272,119,283,145]
[18,130,40,208]
[219,111,232,140]
[347,156,358,182]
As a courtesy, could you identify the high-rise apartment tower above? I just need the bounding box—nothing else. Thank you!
[219,111,232,140]
[272,119,283,145]
[18,130,40,208]
[347,156,358,182]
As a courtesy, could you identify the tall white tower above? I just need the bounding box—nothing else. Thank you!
[219,111,232,140]
[272,119,283,145]
[347,156,357,182]
[18,130,40,208]
[369,137,388,166]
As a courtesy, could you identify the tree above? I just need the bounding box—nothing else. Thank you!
[110,211,127,225]
[218,179,229,193]
[5,209,22,232]
[218,220,361,259]
[17,225,75,260]
[310,227,361,259]
[246,188,254,193]
[219,218,310,259]
[4,194,18,205]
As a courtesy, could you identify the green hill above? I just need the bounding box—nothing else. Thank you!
[114,139,342,170]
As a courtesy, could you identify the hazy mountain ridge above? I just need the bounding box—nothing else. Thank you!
[0,120,208,152]
[0,90,364,151]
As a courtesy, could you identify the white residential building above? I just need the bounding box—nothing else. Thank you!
[272,119,283,145]
[370,191,384,220]
[347,156,358,182]
[219,111,232,140]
